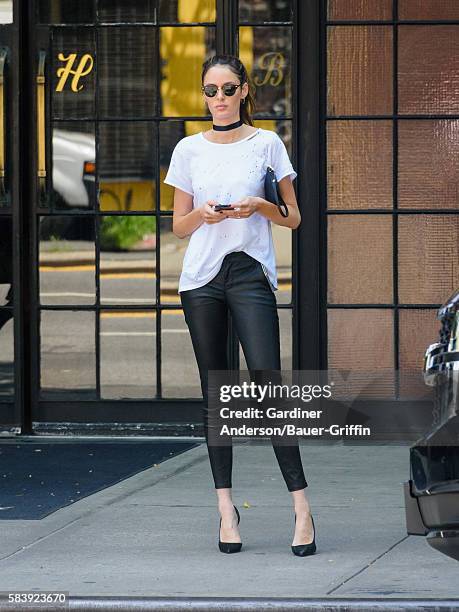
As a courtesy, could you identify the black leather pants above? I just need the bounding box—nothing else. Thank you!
[180,250,308,492]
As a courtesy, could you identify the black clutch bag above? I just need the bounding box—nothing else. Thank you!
[264,165,289,218]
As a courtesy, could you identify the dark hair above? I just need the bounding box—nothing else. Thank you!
[201,54,255,126]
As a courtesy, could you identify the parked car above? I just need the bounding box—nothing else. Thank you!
[52,128,95,208]
[404,288,459,561]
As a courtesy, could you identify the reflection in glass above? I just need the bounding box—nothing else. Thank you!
[51,123,96,210]
[328,215,393,304]
[99,0,156,23]
[39,215,95,306]
[0,307,13,398]
[160,121,203,211]
[239,0,292,23]
[256,120,293,305]
[398,120,459,210]
[327,26,393,116]
[99,27,157,119]
[38,0,94,24]
[398,215,459,305]
[398,26,459,115]
[0,0,12,23]
[98,122,156,212]
[100,310,156,399]
[159,215,188,301]
[52,28,95,119]
[327,120,393,210]
[160,27,216,117]
[279,308,292,371]
[327,309,395,398]
[40,310,96,399]
[158,0,216,24]
[239,26,292,116]
[161,309,201,397]
[0,216,13,307]
[99,215,156,306]
[272,225,291,305]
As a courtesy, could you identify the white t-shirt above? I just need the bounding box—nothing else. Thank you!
[163,127,297,294]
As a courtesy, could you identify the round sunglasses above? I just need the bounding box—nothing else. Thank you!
[201,83,243,98]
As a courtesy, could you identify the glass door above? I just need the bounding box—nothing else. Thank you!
[3,0,309,434]
[0,0,18,430]
[30,1,218,431]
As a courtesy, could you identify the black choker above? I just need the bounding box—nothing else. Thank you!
[212,119,243,131]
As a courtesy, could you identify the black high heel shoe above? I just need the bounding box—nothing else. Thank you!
[291,512,316,557]
[218,505,242,554]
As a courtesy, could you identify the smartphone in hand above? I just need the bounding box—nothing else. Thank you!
[214,204,234,212]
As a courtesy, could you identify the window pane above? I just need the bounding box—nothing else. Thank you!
[160,120,204,211]
[159,0,216,24]
[99,27,157,119]
[159,215,185,302]
[160,27,216,117]
[99,215,156,306]
[272,225,291,305]
[398,25,459,115]
[327,120,393,209]
[398,120,459,210]
[0,216,13,306]
[328,0,393,20]
[98,122,156,212]
[38,0,94,24]
[279,308,292,371]
[0,0,12,23]
[398,215,459,304]
[327,26,393,116]
[51,122,96,211]
[0,308,14,398]
[0,215,13,399]
[98,0,156,23]
[327,309,395,398]
[40,310,96,399]
[238,0,293,23]
[328,215,393,304]
[398,308,439,399]
[39,215,95,306]
[399,0,459,20]
[52,28,95,119]
[239,26,292,116]
[161,310,201,397]
[100,310,156,399]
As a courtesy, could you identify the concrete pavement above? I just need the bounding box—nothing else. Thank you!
[0,436,458,609]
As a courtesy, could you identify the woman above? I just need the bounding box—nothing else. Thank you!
[164,54,316,556]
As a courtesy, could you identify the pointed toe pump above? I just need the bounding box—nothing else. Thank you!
[291,513,316,557]
[218,504,242,554]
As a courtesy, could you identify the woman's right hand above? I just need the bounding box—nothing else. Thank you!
[200,201,229,224]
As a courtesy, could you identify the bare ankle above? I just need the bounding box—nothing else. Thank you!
[293,499,310,514]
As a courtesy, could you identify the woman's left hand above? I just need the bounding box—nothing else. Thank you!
[225,196,260,219]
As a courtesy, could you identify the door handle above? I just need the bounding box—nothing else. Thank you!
[37,50,46,200]
[0,48,7,197]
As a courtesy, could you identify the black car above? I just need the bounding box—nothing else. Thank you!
[404,288,459,562]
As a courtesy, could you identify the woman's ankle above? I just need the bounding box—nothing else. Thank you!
[293,498,311,515]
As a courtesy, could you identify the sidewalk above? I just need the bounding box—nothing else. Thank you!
[0,437,458,609]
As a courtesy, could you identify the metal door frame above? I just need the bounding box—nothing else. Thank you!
[6,0,321,435]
